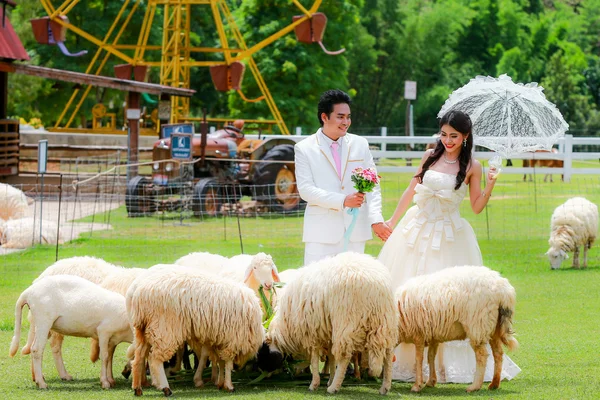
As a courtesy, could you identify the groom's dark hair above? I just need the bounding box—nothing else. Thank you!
[317,89,352,126]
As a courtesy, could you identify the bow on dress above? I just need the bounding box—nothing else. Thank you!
[402,183,464,274]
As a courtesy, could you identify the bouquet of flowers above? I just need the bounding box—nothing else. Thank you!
[351,167,381,193]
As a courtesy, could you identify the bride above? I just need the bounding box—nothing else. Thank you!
[378,110,521,383]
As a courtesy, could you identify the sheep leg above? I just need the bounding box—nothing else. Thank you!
[190,344,207,388]
[379,348,394,395]
[31,322,51,389]
[573,247,580,268]
[326,354,335,387]
[22,312,35,355]
[90,337,100,363]
[308,349,320,391]
[222,359,235,392]
[488,338,503,390]
[98,333,113,389]
[216,360,226,389]
[426,341,439,387]
[360,350,369,379]
[148,351,172,396]
[131,328,149,396]
[49,332,72,381]
[210,354,219,384]
[583,243,589,268]
[326,355,350,394]
[466,344,488,392]
[106,343,117,387]
[353,352,361,379]
[437,343,446,383]
[411,340,425,392]
[321,355,330,375]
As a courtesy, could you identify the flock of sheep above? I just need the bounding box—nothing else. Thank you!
[9,250,520,396]
[2,184,598,396]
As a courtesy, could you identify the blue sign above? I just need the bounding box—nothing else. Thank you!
[171,133,192,160]
[161,123,194,139]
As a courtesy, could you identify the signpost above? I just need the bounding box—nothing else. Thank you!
[404,81,417,166]
[38,140,48,244]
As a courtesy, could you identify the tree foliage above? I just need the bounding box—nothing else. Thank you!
[6,0,600,135]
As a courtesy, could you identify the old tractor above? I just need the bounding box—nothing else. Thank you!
[125,120,303,217]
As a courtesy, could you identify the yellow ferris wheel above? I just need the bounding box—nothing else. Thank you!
[32,0,342,135]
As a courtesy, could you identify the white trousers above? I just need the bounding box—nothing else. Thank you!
[304,240,366,266]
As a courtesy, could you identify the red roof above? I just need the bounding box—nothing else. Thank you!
[0,7,30,61]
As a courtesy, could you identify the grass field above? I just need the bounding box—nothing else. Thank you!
[1,168,599,399]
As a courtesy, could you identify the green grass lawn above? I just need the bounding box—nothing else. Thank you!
[1,169,599,399]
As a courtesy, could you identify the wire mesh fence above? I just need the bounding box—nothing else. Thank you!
[2,172,600,276]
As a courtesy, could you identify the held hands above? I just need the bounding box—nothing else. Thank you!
[344,192,365,208]
[372,222,393,242]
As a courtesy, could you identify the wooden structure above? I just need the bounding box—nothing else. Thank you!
[0,0,29,176]
[0,0,194,180]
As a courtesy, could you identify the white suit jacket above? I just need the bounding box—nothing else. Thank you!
[294,129,384,244]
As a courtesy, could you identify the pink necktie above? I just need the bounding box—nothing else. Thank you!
[331,141,342,179]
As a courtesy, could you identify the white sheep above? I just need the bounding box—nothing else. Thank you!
[395,265,518,393]
[0,183,31,220]
[0,217,62,248]
[24,257,137,377]
[126,266,264,395]
[546,197,598,269]
[175,251,280,308]
[34,255,119,284]
[9,275,133,389]
[258,252,398,395]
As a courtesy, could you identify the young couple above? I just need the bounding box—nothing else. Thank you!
[294,89,520,382]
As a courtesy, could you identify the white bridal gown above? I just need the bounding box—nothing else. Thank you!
[378,169,521,383]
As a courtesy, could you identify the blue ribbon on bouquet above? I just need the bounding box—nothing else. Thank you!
[343,207,360,251]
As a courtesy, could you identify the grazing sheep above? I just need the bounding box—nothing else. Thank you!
[176,252,280,305]
[127,266,264,396]
[0,217,62,248]
[9,275,133,389]
[34,256,119,284]
[395,265,518,393]
[546,197,598,269]
[257,252,398,395]
[25,257,136,375]
[0,183,30,220]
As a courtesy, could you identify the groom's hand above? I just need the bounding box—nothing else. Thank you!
[372,222,392,242]
[344,192,365,208]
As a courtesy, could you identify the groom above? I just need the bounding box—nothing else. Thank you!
[294,89,392,265]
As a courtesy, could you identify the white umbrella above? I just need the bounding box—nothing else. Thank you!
[438,74,569,158]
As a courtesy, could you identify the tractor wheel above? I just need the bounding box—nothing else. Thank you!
[192,178,221,217]
[252,144,305,213]
[125,176,155,217]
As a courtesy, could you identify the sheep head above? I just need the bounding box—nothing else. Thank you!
[546,247,569,270]
[243,253,280,290]
[256,341,284,373]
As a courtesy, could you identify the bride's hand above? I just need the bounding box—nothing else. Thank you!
[487,167,501,182]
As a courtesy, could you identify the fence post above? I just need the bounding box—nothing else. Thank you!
[563,134,573,183]
[380,127,387,152]
[295,126,302,136]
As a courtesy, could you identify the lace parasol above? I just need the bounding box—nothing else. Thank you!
[438,74,569,158]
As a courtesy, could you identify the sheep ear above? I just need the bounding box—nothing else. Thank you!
[243,265,253,283]
[272,267,280,282]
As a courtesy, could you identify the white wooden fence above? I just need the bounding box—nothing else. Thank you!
[247,133,600,183]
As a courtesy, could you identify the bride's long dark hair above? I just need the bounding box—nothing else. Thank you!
[415,110,473,190]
